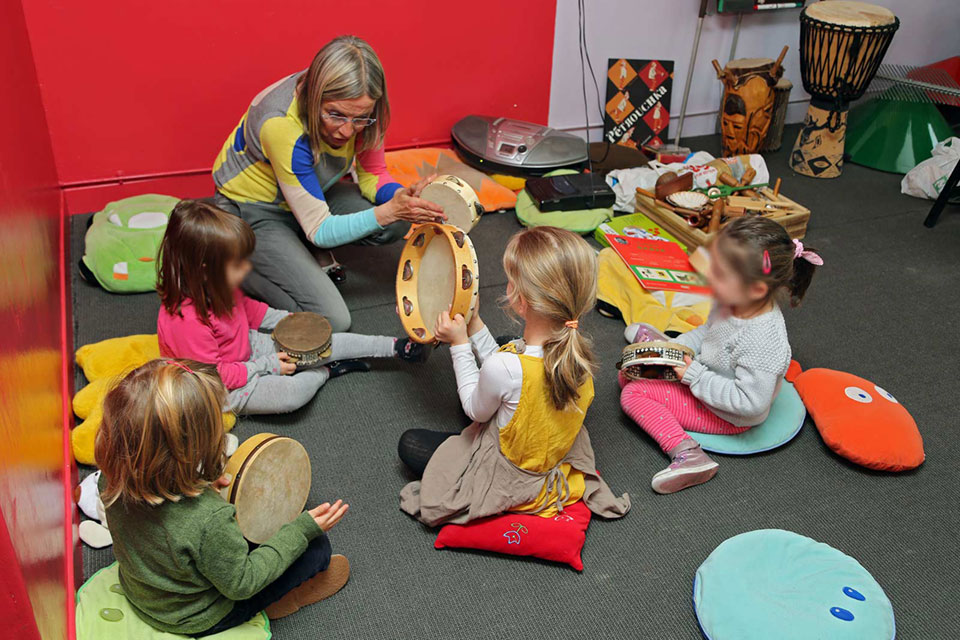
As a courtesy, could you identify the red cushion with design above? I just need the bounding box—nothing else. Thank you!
[434,500,592,571]
[794,368,924,472]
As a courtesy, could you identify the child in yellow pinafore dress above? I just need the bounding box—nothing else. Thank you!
[398,227,630,526]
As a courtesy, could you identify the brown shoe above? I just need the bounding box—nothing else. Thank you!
[265,554,350,620]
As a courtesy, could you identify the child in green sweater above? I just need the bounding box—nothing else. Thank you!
[95,358,350,636]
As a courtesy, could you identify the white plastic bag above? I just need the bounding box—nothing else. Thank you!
[901,137,960,200]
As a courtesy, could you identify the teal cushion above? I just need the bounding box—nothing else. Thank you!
[82,194,179,293]
[515,169,612,234]
[693,529,895,640]
[687,381,805,455]
[76,563,271,640]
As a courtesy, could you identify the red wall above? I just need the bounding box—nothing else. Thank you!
[0,0,74,638]
[21,0,558,213]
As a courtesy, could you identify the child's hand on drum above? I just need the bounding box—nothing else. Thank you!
[672,355,693,381]
[277,352,297,375]
[309,499,349,532]
[435,309,468,345]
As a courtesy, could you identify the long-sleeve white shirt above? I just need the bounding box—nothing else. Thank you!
[448,326,542,430]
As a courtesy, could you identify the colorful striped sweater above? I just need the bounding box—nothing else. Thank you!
[213,72,403,247]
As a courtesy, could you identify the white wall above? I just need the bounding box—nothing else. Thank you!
[549,0,960,143]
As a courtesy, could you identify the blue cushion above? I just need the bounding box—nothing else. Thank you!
[76,563,271,639]
[693,529,895,640]
[686,381,805,455]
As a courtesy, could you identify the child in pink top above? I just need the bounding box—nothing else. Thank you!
[157,200,427,414]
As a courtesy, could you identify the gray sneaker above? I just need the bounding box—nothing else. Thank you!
[651,440,719,494]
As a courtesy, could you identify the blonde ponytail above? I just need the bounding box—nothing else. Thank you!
[503,227,598,411]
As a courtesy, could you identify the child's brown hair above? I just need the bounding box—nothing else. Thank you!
[157,199,255,325]
[502,226,598,411]
[95,359,228,508]
[714,216,820,307]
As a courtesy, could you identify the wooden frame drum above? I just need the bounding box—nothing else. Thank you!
[221,433,311,543]
[272,312,332,366]
[396,222,479,343]
[421,174,484,232]
[617,341,695,382]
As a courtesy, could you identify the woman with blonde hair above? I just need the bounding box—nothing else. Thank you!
[398,226,630,526]
[213,35,445,332]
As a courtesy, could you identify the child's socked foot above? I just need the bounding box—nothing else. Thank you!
[327,360,371,379]
[265,554,350,620]
[395,338,431,363]
[651,441,718,495]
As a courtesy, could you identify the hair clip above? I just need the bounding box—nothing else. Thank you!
[165,359,196,375]
[762,250,772,274]
[564,319,579,330]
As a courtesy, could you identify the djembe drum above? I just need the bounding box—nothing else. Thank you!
[790,1,899,178]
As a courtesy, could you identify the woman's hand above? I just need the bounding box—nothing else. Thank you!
[277,352,297,375]
[672,355,693,381]
[435,309,469,346]
[309,499,349,532]
[374,174,446,226]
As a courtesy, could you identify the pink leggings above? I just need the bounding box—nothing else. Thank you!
[619,375,749,453]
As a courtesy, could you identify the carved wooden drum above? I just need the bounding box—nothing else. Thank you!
[272,312,332,366]
[761,77,793,152]
[396,223,479,343]
[617,341,696,382]
[420,175,484,232]
[221,433,311,543]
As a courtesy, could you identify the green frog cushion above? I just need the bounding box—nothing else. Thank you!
[81,194,179,293]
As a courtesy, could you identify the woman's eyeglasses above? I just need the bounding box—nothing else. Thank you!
[321,112,377,129]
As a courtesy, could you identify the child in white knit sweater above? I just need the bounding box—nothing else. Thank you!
[621,217,822,494]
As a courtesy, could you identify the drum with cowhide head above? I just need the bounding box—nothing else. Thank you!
[420,174,484,232]
[271,312,332,366]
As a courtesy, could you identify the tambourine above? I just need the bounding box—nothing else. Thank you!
[272,312,332,366]
[221,433,311,543]
[421,174,484,232]
[396,222,479,343]
[617,341,695,382]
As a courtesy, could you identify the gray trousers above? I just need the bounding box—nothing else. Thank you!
[230,331,396,415]
[215,182,409,332]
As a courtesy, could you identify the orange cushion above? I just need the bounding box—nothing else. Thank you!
[384,148,518,212]
[794,368,924,472]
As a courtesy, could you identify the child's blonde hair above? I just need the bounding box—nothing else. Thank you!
[95,359,228,508]
[503,227,598,411]
[297,35,390,156]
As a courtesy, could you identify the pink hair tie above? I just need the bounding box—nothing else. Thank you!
[564,319,579,330]
[792,239,824,266]
[165,359,196,375]
[762,250,772,274]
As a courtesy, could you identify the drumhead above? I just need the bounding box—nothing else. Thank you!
[421,176,481,233]
[726,57,774,71]
[417,235,457,335]
[227,435,311,544]
[274,312,332,353]
[805,1,895,27]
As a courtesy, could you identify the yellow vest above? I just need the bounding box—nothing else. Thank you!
[498,346,593,517]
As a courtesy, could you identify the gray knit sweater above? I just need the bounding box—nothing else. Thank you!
[673,304,791,427]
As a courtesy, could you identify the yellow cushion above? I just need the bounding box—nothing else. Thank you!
[597,248,711,334]
[73,335,236,466]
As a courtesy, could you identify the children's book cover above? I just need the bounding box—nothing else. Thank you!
[604,59,674,149]
[605,234,709,295]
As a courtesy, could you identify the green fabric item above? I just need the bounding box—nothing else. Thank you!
[515,169,613,234]
[77,563,271,640]
[82,194,179,293]
[693,529,895,640]
[101,476,322,635]
[686,381,805,455]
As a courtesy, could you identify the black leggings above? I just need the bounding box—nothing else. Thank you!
[397,429,458,478]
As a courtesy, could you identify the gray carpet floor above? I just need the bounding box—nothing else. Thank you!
[73,126,960,639]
